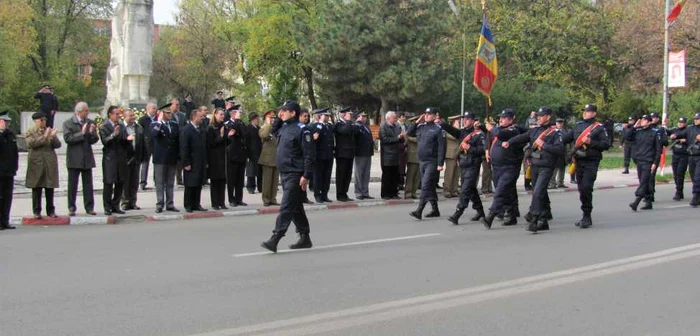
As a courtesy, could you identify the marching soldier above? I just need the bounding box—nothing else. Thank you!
[648,112,668,201]
[442,112,486,225]
[310,108,334,203]
[669,116,690,201]
[442,116,461,198]
[562,104,610,228]
[669,112,700,207]
[407,108,446,220]
[404,116,420,199]
[334,107,358,202]
[260,101,316,253]
[627,114,662,211]
[620,116,637,174]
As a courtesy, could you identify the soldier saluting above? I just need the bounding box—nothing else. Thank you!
[407,107,446,220]
[627,114,662,211]
[669,112,700,207]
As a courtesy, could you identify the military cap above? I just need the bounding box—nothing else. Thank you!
[158,103,172,111]
[312,108,330,115]
[339,106,352,113]
[263,110,276,118]
[641,114,653,121]
[424,107,439,115]
[248,112,259,121]
[628,115,638,121]
[556,118,565,122]
[216,91,223,94]
[280,100,301,114]
[32,112,47,120]
[0,110,11,121]
[583,104,597,112]
[225,96,236,102]
[353,111,367,119]
[460,111,476,119]
[649,112,660,119]
[537,106,553,116]
[678,116,688,123]
[500,108,516,118]
[227,104,241,113]
[694,112,700,120]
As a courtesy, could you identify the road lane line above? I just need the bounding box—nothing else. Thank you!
[232,233,442,258]
[198,242,700,336]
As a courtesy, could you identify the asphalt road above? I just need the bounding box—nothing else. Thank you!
[2,183,699,336]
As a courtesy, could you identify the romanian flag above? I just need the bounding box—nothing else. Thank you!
[473,14,498,102]
[667,0,687,24]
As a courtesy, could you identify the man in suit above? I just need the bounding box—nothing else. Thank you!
[225,105,249,207]
[0,110,19,230]
[334,107,358,202]
[99,106,130,215]
[353,111,375,200]
[121,109,146,211]
[310,108,334,203]
[151,103,181,213]
[246,112,263,194]
[138,102,157,190]
[63,102,99,216]
[181,107,208,212]
[380,111,404,199]
[34,84,59,128]
[169,99,187,185]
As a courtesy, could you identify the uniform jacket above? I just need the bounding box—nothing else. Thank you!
[63,116,98,170]
[180,122,208,187]
[150,120,180,165]
[669,127,688,155]
[258,122,278,167]
[508,123,565,168]
[206,124,227,180]
[211,98,225,110]
[182,101,196,118]
[247,123,263,162]
[442,124,486,168]
[334,119,357,159]
[379,122,403,166]
[99,120,129,184]
[0,129,19,177]
[488,124,527,167]
[25,126,61,188]
[138,114,156,154]
[310,122,335,161]
[445,133,459,160]
[625,126,662,165]
[124,122,146,165]
[225,119,249,163]
[34,92,58,114]
[405,136,419,164]
[275,119,315,179]
[562,118,611,162]
[406,122,446,166]
[354,121,375,157]
[621,124,636,146]
[674,125,700,156]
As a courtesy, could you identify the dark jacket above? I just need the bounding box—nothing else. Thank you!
[442,124,486,168]
[225,119,249,163]
[621,124,636,146]
[0,129,19,177]
[63,116,98,170]
[625,126,662,165]
[150,120,180,165]
[247,123,263,162]
[124,122,146,165]
[206,124,227,180]
[669,127,688,155]
[182,101,197,118]
[34,92,58,113]
[310,122,334,160]
[508,123,565,168]
[354,122,375,157]
[99,120,129,184]
[138,114,156,154]
[562,118,611,162]
[180,122,208,187]
[488,124,526,167]
[674,125,700,156]
[334,118,357,159]
[211,98,225,110]
[406,122,447,166]
[379,122,403,166]
[275,119,315,179]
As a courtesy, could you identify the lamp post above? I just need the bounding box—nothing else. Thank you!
[448,0,466,127]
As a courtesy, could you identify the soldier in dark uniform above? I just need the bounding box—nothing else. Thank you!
[246,112,263,194]
[353,111,375,200]
[299,109,314,204]
[442,112,486,225]
[260,101,316,253]
[627,114,662,211]
[99,106,130,215]
[621,116,637,174]
[670,112,700,207]
[211,91,226,110]
[34,84,59,128]
[334,106,358,202]
[562,104,610,228]
[151,103,181,213]
[182,94,197,119]
[648,112,668,201]
[506,107,565,232]
[669,117,689,201]
[0,111,19,230]
[310,108,334,203]
[407,108,446,220]
[482,109,527,228]
[225,106,249,207]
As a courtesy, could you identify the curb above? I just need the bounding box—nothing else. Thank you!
[10,181,675,227]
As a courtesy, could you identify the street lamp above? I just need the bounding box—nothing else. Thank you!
[448,0,466,126]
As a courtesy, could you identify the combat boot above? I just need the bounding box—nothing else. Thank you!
[578,214,592,229]
[526,219,538,233]
[447,208,464,225]
[502,211,517,226]
[261,233,284,253]
[537,217,550,231]
[621,168,629,174]
[482,212,496,229]
[640,202,653,210]
[690,194,699,208]
[673,191,682,201]
[524,212,536,224]
[425,201,440,218]
[470,208,485,221]
[544,209,553,220]
[289,233,313,249]
[409,201,427,220]
[629,197,643,212]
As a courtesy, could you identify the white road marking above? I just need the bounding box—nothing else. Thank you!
[665,204,690,209]
[232,233,442,258]
[199,242,700,336]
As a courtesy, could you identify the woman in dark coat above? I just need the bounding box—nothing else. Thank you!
[207,109,228,210]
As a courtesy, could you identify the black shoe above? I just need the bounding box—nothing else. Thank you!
[537,218,550,231]
[212,206,221,210]
[447,209,464,225]
[356,196,365,200]
[691,194,700,207]
[524,212,536,224]
[270,200,280,206]
[155,208,163,213]
[527,220,538,233]
[185,208,194,213]
[302,199,314,204]
[365,196,375,200]
[0,223,16,230]
[263,202,271,207]
[104,210,112,216]
[503,216,518,226]
[545,210,553,221]
[315,197,324,203]
[261,234,284,253]
[425,210,440,218]
[673,192,682,201]
[166,207,180,212]
[622,169,629,174]
[237,202,248,207]
[229,202,238,208]
[482,213,495,229]
[323,197,333,203]
[629,197,643,212]
[470,209,485,221]
[640,202,653,210]
[33,213,43,219]
[289,233,313,249]
[496,213,504,220]
[195,206,208,211]
[86,210,97,216]
[121,204,132,211]
[112,209,126,215]
[578,215,592,229]
[409,211,422,220]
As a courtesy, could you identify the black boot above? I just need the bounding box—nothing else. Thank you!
[289,233,313,249]
[629,197,643,212]
[577,214,592,229]
[640,202,653,210]
[470,208,485,221]
[502,211,517,226]
[673,191,682,201]
[622,168,629,174]
[524,212,536,224]
[544,209,553,220]
[482,212,496,229]
[447,208,464,225]
[409,201,427,220]
[537,217,550,231]
[260,233,284,253]
[691,194,700,208]
[425,201,440,218]
[526,218,539,233]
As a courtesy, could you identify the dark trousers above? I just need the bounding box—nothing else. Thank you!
[481,161,493,193]
[32,188,55,215]
[530,166,554,217]
[274,172,310,236]
[457,165,482,211]
[381,165,400,198]
[314,159,333,199]
[623,143,634,169]
[184,186,202,210]
[336,157,354,199]
[574,159,600,215]
[103,182,124,212]
[176,161,184,185]
[140,151,152,187]
[672,155,689,194]
[419,161,439,202]
[210,178,227,207]
[46,111,55,129]
[634,161,654,202]
[0,176,14,224]
[690,156,700,194]
[67,168,94,212]
[227,162,246,204]
[489,165,519,214]
[122,164,140,207]
[246,161,263,192]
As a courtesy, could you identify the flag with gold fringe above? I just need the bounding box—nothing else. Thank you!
[473,14,498,104]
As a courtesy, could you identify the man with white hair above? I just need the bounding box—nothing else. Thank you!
[379,111,404,199]
[63,102,99,216]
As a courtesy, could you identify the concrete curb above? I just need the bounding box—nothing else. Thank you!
[11,181,675,227]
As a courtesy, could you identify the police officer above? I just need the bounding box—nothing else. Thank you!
[334,106,358,202]
[225,105,249,207]
[482,108,527,228]
[260,101,316,253]
[648,112,668,201]
[627,114,662,211]
[0,110,19,230]
[562,104,611,228]
[310,108,334,203]
[404,116,420,199]
[442,111,486,225]
[669,116,690,200]
[620,116,637,174]
[507,107,565,232]
[670,112,700,207]
[407,108,446,220]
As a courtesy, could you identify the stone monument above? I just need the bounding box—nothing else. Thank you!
[106,0,154,108]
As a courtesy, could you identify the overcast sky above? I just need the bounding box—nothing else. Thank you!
[153,0,180,25]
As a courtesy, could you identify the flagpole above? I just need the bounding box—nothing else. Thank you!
[659,0,671,176]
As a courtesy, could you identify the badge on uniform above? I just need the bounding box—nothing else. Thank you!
[305,133,312,142]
